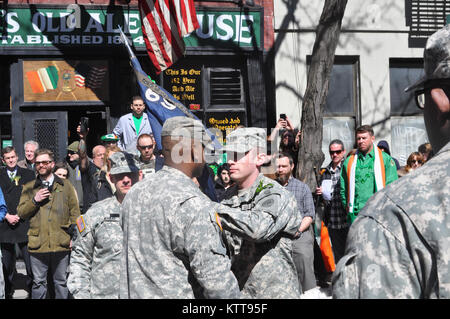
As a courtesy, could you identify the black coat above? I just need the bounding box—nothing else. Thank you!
[0,167,36,243]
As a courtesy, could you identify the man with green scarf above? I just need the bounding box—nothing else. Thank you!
[340,125,398,223]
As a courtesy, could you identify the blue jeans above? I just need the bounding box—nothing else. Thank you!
[29,251,70,299]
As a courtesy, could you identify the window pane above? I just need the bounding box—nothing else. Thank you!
[324,64,355,115]
[391,116,428,166]
[389,66,424,115]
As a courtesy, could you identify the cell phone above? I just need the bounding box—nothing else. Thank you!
[41,181,50,190]
[280,113,286,120]
[80,117,89,134]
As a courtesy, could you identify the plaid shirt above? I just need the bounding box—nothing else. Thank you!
[284,177,315,220]
[320,162,349,229]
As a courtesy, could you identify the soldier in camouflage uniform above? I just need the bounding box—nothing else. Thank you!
[332,24,450,299]
[217,127,303,299]
[120,116,240,299]
[67,151,141,299]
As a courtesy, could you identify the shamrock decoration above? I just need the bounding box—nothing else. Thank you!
[255,179,273,196]
[13,176,21,186]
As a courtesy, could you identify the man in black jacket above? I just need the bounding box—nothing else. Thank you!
[0,146,35,298]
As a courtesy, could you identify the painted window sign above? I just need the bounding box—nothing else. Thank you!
[0,7,261,48]
[23,60,109,102]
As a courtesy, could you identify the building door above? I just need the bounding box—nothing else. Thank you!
[22,111,68,162]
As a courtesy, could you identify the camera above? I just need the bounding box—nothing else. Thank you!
[80,117,89,134]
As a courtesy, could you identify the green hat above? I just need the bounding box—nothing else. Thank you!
[108,151,140,175]
[222,127,267,153]
[67,141,79,153]
[101,134,119,142]
[161,116,212,146]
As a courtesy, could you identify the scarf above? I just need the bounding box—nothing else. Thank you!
[347,143,386,222]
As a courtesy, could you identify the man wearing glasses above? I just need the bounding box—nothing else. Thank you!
[17,149,80,299]
[135,133,164,178]
[316,139,349,265]
[333,25,450,298]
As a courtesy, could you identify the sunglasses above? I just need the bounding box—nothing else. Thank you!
[414,80,450,109]
[138,144,154,150]
[35,160,53,166]
[329,150,343,155]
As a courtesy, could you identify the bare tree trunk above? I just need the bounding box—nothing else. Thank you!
[296,0,347,191]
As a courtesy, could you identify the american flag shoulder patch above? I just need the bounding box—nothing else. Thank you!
[76,215,86,233]
[214,212,223,232]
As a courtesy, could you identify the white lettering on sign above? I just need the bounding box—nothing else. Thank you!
[196,13,255,44]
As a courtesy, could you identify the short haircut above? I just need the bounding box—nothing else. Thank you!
[356,125,374,136]
[1,146,16,157]
[137,133,155,145]
[329,139,345,150]
[24,140,39,150]
[131,95,144,104]
[34,148,54,161]
[276,152,294,166]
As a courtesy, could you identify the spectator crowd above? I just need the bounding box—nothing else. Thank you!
[0,25,449,299]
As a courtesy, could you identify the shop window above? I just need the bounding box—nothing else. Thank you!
[162,57,247,146]
[389,59,428,166]
[311,56,360,167]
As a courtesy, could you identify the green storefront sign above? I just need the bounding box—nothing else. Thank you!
[0,7,261,49]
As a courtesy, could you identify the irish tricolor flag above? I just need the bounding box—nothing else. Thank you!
[26,66,59,93]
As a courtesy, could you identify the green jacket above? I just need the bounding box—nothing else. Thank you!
[340,147,398,223]
[18,176,80,253]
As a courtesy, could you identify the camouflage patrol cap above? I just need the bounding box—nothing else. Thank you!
[405,24,450,92]
[161,116,212,146]
[108,151,140,175]
[222,127,267,153]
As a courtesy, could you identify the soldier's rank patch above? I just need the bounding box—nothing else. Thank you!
[76,216,86,233]
[215,212,223,231]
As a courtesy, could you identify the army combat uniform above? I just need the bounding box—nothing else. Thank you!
[218,173,302,299]
[67,151,140,299]
[67,197,122,299]
[332,142,450,298]
[120,165,240,299]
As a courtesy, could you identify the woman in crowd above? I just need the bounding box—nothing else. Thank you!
[397,152,424,177]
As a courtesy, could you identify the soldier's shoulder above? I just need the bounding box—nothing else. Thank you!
[84,197,118,221]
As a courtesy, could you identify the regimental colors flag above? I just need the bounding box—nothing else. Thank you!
[26,66,59,93]
[74,63,108,89]
[138,0,199,74]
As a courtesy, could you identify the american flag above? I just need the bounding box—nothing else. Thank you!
[74,63,108,89]
[138,0,199,74]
